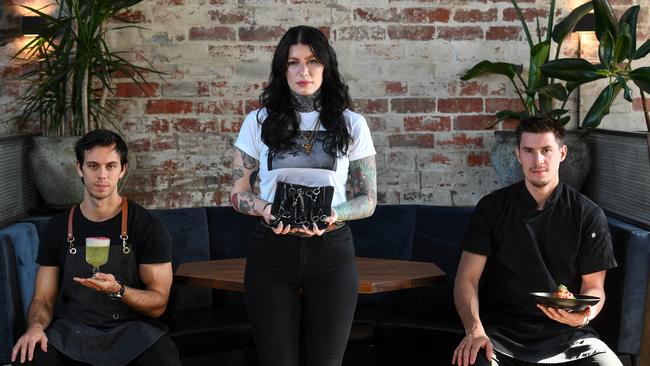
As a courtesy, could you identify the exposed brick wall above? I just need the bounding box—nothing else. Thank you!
[1,0,648,209]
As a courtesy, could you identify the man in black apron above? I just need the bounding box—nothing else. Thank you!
[452,116,621,366]
[11,129,180,366]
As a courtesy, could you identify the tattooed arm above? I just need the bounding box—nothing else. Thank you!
[229,147,268,217]
[333,155,377,221]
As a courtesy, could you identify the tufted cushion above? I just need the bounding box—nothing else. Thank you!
[0,223,39,319]
[348,205,416,260]
[152,208,212,315]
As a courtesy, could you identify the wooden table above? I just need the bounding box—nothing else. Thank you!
[175,257,446,294]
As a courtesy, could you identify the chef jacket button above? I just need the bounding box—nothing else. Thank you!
[113,313,120,320]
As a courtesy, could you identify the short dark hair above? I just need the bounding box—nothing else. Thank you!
[515,115,565,147]
[74,129,128,167]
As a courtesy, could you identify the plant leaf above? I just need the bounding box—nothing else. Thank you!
[510,0,534,49]
[535,83,568,102]
[618,5,639,60]
[613,24,632,64]
[582,83,621,128]
[460,60,522,81]
[629,67,650,94]
[616,75,633,102]
[633,40,650,60]
[559,116,571,125]
[495,110,528,122]
[552,2,594,46]
[528,41,551,93]
[598,30,614,67]
[541,59,605,83]
[593,0,619,42]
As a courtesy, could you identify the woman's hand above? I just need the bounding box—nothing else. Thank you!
[297,208,338,237]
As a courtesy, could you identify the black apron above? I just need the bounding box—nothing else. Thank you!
[47,199,166,366]
[484,184,610,363]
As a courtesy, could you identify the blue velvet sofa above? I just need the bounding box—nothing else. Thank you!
[2,205,649,365]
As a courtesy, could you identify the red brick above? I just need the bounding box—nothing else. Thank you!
[437,26,484,41]
[438,98,483,113]
[354,8,400,22]
[437,133,484,148]
[208,45,256,59]
[453,115,498,130]
[503,7,548,22]
[352,99,389,114]
[245,99,261,113]
[116,9,145,23]
[402,8,450,23]
[173,118,217,133]
[212,81,263,98]
[189,26,235,41]
[239,26,285,42]
[149,118,170,133]
[388,25,435,40]
[391,98,436,113]
[632,97,648,112]
[385,81,407,95]
[220,118,244,133]
[197,82,210,97]
[333,26,386,41]
[460,81,506,96]
[486,26,522,41]
[115,82,159,98]
[388,134,435,148]
[129,138,151,152]
[453,8,498,23]
[429,153,451,164]
[404,116,450,131]
[365,116,388,131]
[145,100,193,114]
[468,152,491,167]
[502,119,519,130]
[208,9,253,24]
[196,100,244,115]
[485,98,523,113]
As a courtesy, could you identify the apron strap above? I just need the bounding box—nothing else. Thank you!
[65,198,130,255]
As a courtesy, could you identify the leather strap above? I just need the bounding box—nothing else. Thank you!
[67,205,75,243]
[67,197,129,241]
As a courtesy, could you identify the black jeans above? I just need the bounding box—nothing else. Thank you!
[245,224,359,366]
[13,334,180,366]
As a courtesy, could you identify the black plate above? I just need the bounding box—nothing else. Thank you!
[529,292,600,312]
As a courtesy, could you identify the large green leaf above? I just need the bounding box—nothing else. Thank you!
[629,67,650,94]
[510,0,534,49]
[616,76,633,102]
[541,59,605,83]
[619,6,639,60]
[598,31,614,67]
[633,40,650,60]
[552,2,594,46]
[613,24,632,64]
[582,83,621,128]
[593,0,619,42]
[535,83,568,102]
[460,61,522,81]
[528,41,551,93]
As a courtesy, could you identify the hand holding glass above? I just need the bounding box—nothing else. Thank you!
[86,237,110,278]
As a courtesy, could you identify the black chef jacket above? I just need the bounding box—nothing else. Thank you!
[461,181,617,362]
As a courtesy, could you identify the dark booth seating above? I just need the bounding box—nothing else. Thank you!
[2,205,650,365]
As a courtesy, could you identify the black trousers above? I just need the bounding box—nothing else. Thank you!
[471,349,623,366]
[13,334,180,366]
[245,224,359,366]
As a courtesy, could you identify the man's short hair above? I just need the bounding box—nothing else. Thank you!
[515,115,566,147]
[74,129,128,167]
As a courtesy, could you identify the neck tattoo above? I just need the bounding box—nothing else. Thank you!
[291,90,320,113]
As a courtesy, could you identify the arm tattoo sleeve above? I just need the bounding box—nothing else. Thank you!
[231,147,263,216]
[334,155,377,221]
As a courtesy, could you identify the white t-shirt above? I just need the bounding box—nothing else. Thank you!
[234,108,376,207]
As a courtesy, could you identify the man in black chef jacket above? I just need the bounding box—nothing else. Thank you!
[452,116,621,366]
[11,129,180,366]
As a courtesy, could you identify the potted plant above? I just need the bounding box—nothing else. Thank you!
[541,0,650,228]
[460,0,596,189]
[10,0,160,208]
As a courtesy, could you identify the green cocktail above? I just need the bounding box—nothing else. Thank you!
[86,237,110,278]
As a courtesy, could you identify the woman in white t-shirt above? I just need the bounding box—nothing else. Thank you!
[229,25,377,366]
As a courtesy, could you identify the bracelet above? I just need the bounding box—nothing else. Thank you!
[262,202,272,213]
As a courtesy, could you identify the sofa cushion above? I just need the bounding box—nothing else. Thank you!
[348,205,416,260]
[0,223,39,318]
[206,207,259,259]
[152,208,212,315]
[0,231,27,364]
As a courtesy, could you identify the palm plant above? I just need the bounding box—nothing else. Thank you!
[541,0,650,130]
[11,0,160,136]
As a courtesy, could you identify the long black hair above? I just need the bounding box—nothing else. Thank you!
[258,25,352,157]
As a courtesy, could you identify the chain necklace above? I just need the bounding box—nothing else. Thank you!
[298,119,321,155]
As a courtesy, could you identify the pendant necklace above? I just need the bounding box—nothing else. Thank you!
[299,119,321,155]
